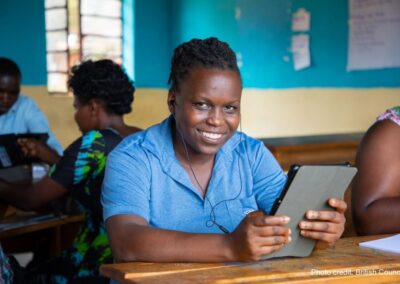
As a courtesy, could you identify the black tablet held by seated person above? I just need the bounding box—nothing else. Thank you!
[262,164,357,260]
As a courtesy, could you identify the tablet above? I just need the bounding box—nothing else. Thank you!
[0,133,48,169]
[262,164,357,260]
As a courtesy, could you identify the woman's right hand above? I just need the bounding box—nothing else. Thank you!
[227,210,291,261]
[18,138,43,158]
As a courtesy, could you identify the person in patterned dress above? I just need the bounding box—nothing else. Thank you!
[0,244,13,284]
[0,59,140,283]
[352,106,400,235]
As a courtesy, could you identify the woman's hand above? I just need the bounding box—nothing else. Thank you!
[227,210,291,261]
[18,138,42,158]
[299,198,346,244]
[17,138,61,165]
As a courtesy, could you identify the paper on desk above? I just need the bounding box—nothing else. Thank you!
[359,234,400,254]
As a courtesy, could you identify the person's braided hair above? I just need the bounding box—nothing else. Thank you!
[0,57,21,79]
[168,37,240,92]
[68,59,134,115]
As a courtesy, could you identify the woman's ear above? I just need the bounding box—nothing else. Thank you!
[88,99,103,116]
[167,90,176,115]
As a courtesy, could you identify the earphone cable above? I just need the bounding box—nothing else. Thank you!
[176,120,244,234]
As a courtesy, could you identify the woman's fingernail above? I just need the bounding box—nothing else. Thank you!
[307,211,316,218]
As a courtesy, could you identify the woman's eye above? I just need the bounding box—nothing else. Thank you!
[224,106,237,113]
[194,103,210,110]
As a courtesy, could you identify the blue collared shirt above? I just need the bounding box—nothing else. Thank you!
[102,116,286,233]
[0,95,63,155]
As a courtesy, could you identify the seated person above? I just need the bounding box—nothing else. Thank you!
[0,59,140,283]
[102,37,346,263]
[0,57,63,164]
[352,106,400,235]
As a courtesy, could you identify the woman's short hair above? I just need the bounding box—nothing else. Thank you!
[168,37,241,92]
[68,59,135,115]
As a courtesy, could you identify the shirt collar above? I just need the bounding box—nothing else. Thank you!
[3,94,22,115]
[139,116,243,198]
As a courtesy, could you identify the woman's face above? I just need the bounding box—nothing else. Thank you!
[170,67,242,157]
[73,97,97,133]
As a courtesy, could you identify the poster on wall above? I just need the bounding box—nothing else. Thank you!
[347,0,400,71]
[292,34,310,71]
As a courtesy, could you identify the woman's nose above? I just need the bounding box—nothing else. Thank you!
[206,108,224,126]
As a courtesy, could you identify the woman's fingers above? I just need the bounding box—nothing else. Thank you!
[300,230,339,243]
[305,210,344,223]
[328,198,347,213]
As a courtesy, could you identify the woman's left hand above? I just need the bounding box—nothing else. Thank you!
[299,198,346,244]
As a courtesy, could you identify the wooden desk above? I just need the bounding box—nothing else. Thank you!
[262,133,363,171]
[0,212,84,256]
[100,235,400,283]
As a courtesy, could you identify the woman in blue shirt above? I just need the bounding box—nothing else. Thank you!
[102,37,347,262]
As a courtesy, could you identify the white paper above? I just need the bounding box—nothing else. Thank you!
[347,0,400,71]
[292,8,310,32]
[359,234,400,254]
[291,34,310,71]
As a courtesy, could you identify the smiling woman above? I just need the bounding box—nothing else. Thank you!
[101,37,347,264]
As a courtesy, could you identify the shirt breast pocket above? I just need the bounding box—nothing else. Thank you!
[226,195,259,229]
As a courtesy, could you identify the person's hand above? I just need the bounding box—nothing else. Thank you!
[299,198,346,244]
[17,138,60,165]
[18,138,43,158]
[227,210,291,261]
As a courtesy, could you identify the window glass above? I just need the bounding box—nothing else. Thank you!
[81,0,121,17]
[45,0,122,95]
[47,53,69,72]
[45,0,66,9]
[45,9,67,30]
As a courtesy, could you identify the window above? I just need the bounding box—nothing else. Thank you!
[45,0,122,95]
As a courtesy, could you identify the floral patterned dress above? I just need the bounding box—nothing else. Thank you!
[0,244,13,284]
[377,106,400,126]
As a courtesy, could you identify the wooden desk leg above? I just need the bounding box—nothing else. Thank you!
[51,226,62,257]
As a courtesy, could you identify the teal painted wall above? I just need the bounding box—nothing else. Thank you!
[134,0,172,87]
[0,0,47,85]
[1,0,400,88]
[134,0,400,88]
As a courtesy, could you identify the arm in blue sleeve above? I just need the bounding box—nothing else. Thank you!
[250,141,287,214]
[25,99,63,155]
[102,145,152,222]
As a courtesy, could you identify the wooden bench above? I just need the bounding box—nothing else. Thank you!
[261,133,363,171]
